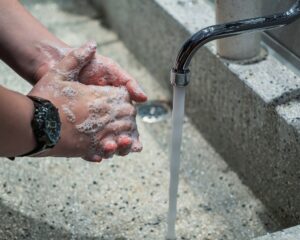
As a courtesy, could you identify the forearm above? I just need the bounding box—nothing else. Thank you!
[0,85,36,157]
[0,0,68,84]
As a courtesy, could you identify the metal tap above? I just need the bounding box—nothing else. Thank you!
[171,0,300,87]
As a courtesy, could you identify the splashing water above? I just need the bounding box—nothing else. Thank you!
[166,86,186,240]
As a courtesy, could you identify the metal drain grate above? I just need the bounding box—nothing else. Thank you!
[137,101,170,123]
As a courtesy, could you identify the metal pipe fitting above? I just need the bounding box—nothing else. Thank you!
[170,69,190,87]
[171,0,300,87]
[216,0,262,60]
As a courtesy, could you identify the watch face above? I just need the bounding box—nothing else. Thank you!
[45,104,61,146]
[26,96,62,156]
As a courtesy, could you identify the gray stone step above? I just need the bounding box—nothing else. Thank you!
[254,225,300,240]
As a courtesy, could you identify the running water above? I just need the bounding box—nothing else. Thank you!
[166,86,186,240]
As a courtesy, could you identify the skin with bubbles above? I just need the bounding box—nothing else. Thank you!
[35,41,147,102]
[29,42,142,162]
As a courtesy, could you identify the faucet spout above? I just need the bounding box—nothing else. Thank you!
[171,0,300,87]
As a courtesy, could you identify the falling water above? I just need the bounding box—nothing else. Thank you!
[166,86,186,240]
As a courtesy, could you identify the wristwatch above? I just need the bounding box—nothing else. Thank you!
[9,96,61,160]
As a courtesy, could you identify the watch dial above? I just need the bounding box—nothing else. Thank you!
[45,104,61,145]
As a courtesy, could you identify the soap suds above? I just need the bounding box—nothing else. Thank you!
[62,104,76,123]
[36,41,141,158]
[76,115,108,134]
[62,86,78,98]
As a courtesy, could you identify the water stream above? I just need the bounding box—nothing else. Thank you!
[166,86,186,240]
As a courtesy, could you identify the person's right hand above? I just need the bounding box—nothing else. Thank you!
[29,42,142,162]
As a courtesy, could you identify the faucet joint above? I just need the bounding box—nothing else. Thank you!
[170,69,191,87]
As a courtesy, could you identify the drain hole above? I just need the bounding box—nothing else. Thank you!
[137,100,170,123]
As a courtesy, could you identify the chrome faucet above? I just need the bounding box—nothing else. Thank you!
[171,0,300,87]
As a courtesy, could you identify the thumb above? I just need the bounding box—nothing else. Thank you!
[55,41,97,75]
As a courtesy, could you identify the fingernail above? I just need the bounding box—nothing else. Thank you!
[92,154,102,162]
[103,141,117,155]
[117,136,133,148]
[131,140,143,152]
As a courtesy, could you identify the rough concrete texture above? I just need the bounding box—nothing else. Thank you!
[93,0,300,230]
[0,0,284,239]
[254,225,300,240]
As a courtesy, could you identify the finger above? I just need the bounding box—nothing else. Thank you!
[131,138,143,152]
[116,135,133,156]
[78,56,147,102]
[99,86,129,102]
[130,131,143,152]
[101,139,118,159]
[95,120,134,141]
[95,58,147,102]
[126,80,147,102]
[82,154,102,163]
[56,41,97,75]
[78,64,110,86]
[116,87,130,102]
[115,103,136,119]
[88,100,110,116]
[76,115,111,134]
[111,67,147,102]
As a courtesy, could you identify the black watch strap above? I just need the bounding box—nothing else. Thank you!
[8,96,61,160]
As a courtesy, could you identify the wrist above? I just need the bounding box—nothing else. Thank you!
[18,96,62,158]
[0,87,37,156]
[33,42,71,83]
[19,95,37,154]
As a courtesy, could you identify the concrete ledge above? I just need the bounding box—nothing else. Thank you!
[91,0,300,234]
[254,225,300,240]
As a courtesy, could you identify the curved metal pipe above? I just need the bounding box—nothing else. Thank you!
[171,0,300,86]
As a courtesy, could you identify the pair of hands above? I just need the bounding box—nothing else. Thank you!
[30,42,147,162]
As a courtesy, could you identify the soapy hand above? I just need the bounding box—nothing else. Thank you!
[79,53,147,102]
[29,42,142,162]
[35,42,147,102]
